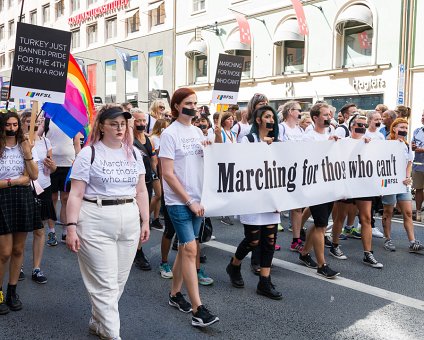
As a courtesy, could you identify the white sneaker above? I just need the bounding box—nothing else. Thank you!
[372,227,384,238]
[416,211,421,222]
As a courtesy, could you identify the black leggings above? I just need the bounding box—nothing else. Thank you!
[235,224,277,268]
[162,194,175,239]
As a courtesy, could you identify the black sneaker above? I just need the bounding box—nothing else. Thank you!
[324,235,332,248]
[150,218,164,230]
[61,234,67,244]
[317,264,340,279]
[199,254,207,264]
[18,268,25,281]
[169,292,192,313]
[192,305,219,327]
[134,251,152,271]
[299,253,318,269]
[0,291,9,315]
[363,252,383,268]
[226,259,244,288]
[256,276,283,300]
[32,269,48,284]
[6,290,22,311]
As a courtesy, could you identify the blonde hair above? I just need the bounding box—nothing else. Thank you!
[149,99,167,119]
[151,119,169,137]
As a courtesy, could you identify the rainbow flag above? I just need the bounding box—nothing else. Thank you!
[42,54,95,141]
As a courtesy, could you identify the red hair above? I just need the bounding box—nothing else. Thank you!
[170,88,196,118]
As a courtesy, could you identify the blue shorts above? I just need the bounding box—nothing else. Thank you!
[166,205,202,244]
[381,192,412,206]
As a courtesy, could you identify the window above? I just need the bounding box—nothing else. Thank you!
[192,0,205,13]
[282,41,304,73]
[42,4,50,24]
[126,10,140,35]
[194,54,207,83]
[8,20,14,38]
[87,64,97,95]
[71,0,80,12]
[105,60,117,103]
[20,14,25,23]
[126,56,138,100]
[227,50,251,78]
[87,0,96,6]
[55,0,64,18]
[8,50,14,67]
[0,54,5,69]
[105,16,117,41]
[343,26,373,67]
[323,94,383,112]
[150,2,165,26]
[0,0,5,12]
[71,29,80,49]
[30,10,37,25]
[8,0,12,8]
[87,24,97,45]
[0,25,4,41]
[148,50,163,91]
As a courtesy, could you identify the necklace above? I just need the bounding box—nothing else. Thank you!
[224,129,234,143]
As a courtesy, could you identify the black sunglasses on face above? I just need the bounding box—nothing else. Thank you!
[356,122,368,128]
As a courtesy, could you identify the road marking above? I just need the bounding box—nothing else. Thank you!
[204,240,424,312]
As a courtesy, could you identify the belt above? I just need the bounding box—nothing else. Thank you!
[83,198,134,205]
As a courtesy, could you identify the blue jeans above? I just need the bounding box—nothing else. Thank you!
[381,192,412,206]
[166,205,202,244]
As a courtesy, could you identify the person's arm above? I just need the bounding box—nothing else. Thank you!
[21,139,38,180]
[214,126,223,143]
[161,157,204,216]
[43,148,57,173]
[0,175,30,189]
[65,179,86,253]
[135,175,150,243]
[73,133,82,155]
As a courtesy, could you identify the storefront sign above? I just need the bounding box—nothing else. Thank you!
[211,53,244,105]
[352,77,386,91]
[68,0,129,27]
[397,64,405,105]
[10,23,71,104]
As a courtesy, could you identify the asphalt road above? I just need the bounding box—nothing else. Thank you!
[1,214,424,340]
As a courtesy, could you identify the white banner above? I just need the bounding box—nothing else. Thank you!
[201,140,407,216]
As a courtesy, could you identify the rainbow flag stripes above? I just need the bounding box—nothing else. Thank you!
[381,179,388,187]
[26,92,36,98]
[217,95,224,100]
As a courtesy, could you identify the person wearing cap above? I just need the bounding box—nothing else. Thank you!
[66,104,150,339]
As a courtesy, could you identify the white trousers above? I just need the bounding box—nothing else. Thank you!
[77,200,140,339]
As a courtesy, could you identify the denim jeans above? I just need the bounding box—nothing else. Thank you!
[166,205,202,244]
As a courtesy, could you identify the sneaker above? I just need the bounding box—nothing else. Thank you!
[363,252,383,268]
[6,289,23,311]
[409,240,424,253]
[371,227,384,238]
[0,291,9,315]
[288,226,293,232]
[317,264,340,279]
[159,262,173,279]
[324,235,332,248]
[274,244,281,251]
[32,268,48,284]
[290,239,304,253]
[299,253,318,269]
[226,259,244,288]
[169,292,192,313]
[330,245,347,260]
[191,305,219,327]
[197,268,214,286]
[338,233,348,240]
[150,218,163,230]
[134,251,152,271]
[343,226,361,239]
[220,216,233,225]
[47,232,58,246]
[416,211,422,222]
[250,263,260,276]
[200,254,207,263]
[277,223,284,232]
[384,239,396,252]
[19,267,25,281]
[61,234,67,244]
[172,237,179,251]
[256,275,283,300]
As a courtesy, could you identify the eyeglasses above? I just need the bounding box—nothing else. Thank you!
[104,122,127,130]
[356,122,368,128]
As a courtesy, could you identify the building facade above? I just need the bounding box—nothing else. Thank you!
[0,0,175,111]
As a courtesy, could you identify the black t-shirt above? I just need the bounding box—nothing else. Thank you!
[134,137,154,183]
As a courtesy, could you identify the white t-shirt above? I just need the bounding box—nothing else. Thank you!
[159,121,204,205]
[151,135,161,151]
[34,137,52,189]
[146,114,157,135]
[46,121,75,167]
[334,123,350,139]
[303,129,331,142]
[70,142,145,198]
[221,128,237,143]
[279,122,304,142]
[0,143,39,180]
[401,142,414,166]
[239,133,281,225]
[365,129,385,141]
[231,122,251,143]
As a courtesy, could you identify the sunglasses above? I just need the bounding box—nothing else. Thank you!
[356,122,368,128]
[159,106,166,110]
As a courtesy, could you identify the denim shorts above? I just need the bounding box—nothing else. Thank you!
[166,205,202,244]
[381,192,412,206]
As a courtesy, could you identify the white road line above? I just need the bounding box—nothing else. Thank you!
[204,240,424,312]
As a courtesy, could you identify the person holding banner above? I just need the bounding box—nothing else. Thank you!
[65,105,150,339]
[299,103,340,278]
[0,111,39,314]
[226,105,283,299]
[381,118,424,253]
[160,88,219,327]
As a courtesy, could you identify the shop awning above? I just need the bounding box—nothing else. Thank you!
[335,5,373,35]
[145,1,164,12]
[224,30,250,53]
[273,19,304,46]
[124,8,139,20]
[185,39,207,59]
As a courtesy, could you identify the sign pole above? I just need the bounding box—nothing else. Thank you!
[28,101,38,142]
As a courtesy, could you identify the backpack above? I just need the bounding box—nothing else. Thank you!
[44,118,50,136]
[245,133,255,143]
[339,124,350,137]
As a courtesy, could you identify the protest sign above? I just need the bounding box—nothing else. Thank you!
[211,54,244,105]
[10,23,71,104]
[1,85,10,101]
[201,139,407,216]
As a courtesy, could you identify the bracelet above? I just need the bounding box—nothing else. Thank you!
[24,157,33,161]
[185,198,195,207]
[65,222,77,226]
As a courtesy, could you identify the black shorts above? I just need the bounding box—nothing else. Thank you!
[50,167,71,193]
[36,186,57,221]
[309,202,334,228]
[339,197,373,204]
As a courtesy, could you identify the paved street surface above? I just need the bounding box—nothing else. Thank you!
[1,214,424,340]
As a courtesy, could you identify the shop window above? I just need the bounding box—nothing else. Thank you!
[185,39,208,84]
[226,49,251,78]
[126,56,138,101]
[87,64,97,96]
[324,94,383,112]
[105,60,117,103]
[148,50,163,91]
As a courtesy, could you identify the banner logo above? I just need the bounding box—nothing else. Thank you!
[26,91,51,98]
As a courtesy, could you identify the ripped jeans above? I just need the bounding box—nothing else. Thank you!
[166,205,202,245]
[235,224,277,268]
